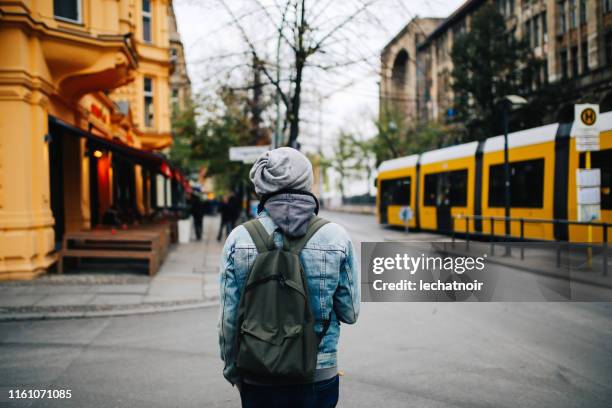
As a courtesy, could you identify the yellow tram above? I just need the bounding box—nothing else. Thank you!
[376,112,612,242]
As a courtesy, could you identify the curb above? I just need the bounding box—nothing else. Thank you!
[0,299,220,322]
[324,207,375,215]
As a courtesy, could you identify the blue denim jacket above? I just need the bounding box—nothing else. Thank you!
[218,211,360,385]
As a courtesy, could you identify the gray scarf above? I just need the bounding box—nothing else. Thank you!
[264,193,316,238]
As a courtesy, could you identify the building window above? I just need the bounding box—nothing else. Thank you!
[569,0,577,29]
[524,21,531,47]
[542,11,548,42]
[54,0,81,23]
[606,31,612,66]
[534,15,541,47]
[560,49,568,79]
[144,77,154,127]
[557,1,566,34]
[604,0,612,14]
[143,0,152,43]
[488,159,545,208]
[580,0,586,23]
[571,46,578,77]
[497,0,515,16]
[582,41,589,73]
[496,0,503,15]
[171,88,179,110]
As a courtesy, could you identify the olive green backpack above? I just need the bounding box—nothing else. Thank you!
[236,216,330,384]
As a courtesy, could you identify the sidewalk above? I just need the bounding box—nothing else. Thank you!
[326,204,375,215]
[0,216,225,321]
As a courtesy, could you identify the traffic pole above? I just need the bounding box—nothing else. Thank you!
[586,151,593,268]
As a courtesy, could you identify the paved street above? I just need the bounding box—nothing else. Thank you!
[1,211,612,407]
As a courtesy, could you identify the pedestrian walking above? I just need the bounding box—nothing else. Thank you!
[217,195,234,242]
[190,194,204,241]
[228,191,242,227]
[218,147,360,408]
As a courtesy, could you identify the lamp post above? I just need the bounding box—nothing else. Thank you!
[501,95,527,253]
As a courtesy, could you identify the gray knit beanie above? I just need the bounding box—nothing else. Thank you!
[249,147,313,195]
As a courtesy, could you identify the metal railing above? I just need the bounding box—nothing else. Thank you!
[451,214,610,276]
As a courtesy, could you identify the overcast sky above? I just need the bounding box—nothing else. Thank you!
[174,0,465,154]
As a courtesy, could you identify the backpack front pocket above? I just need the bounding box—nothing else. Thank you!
[237,320,311,378]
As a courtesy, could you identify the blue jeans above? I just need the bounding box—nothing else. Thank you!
[240,375,339,408]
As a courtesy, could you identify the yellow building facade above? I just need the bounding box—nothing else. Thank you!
[0,0,180,280]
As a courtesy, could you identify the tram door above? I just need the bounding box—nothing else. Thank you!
[425,169,467,233]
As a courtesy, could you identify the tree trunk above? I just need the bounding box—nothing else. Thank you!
[288,59,303,148]
[251,56,265,145]
[288,0,306,149]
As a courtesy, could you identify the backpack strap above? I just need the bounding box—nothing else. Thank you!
[318,315,332,345]
[243,219,275,253]
[285,216,329,254]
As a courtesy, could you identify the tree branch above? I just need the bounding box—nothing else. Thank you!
[216,0,291,109]
[308,0,379,55]
[249,0,296,52]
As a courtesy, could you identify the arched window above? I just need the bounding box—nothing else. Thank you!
[391,49,409,90]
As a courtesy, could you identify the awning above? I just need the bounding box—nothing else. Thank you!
[49,115,166,170]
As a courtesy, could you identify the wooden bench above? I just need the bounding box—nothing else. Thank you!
[59,230,163,276]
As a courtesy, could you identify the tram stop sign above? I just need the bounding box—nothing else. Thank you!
[399,206,413,222]
[574,104,600,152]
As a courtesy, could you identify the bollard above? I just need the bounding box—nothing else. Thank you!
[604,224,608,277]
[465,216,470,252]
[490,218,495,256]
[452,217,456,248]
[520,218,525,260]
[504,216,511,257]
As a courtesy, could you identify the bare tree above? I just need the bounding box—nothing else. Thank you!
[216,0,381,148]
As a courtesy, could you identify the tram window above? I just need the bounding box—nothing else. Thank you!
[424,173,439,206]
[423,169,468,207]
[448,170,468,206]
[488,158,544,208]
[380,177,411,206]
[579,149,612,209]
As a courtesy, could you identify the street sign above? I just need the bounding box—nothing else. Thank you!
[399,206,413,222]
[229,145,271,164]
[576,169,601,222]
[576,168,600,187]
[574,104,600,152]
[578,204,601,222]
